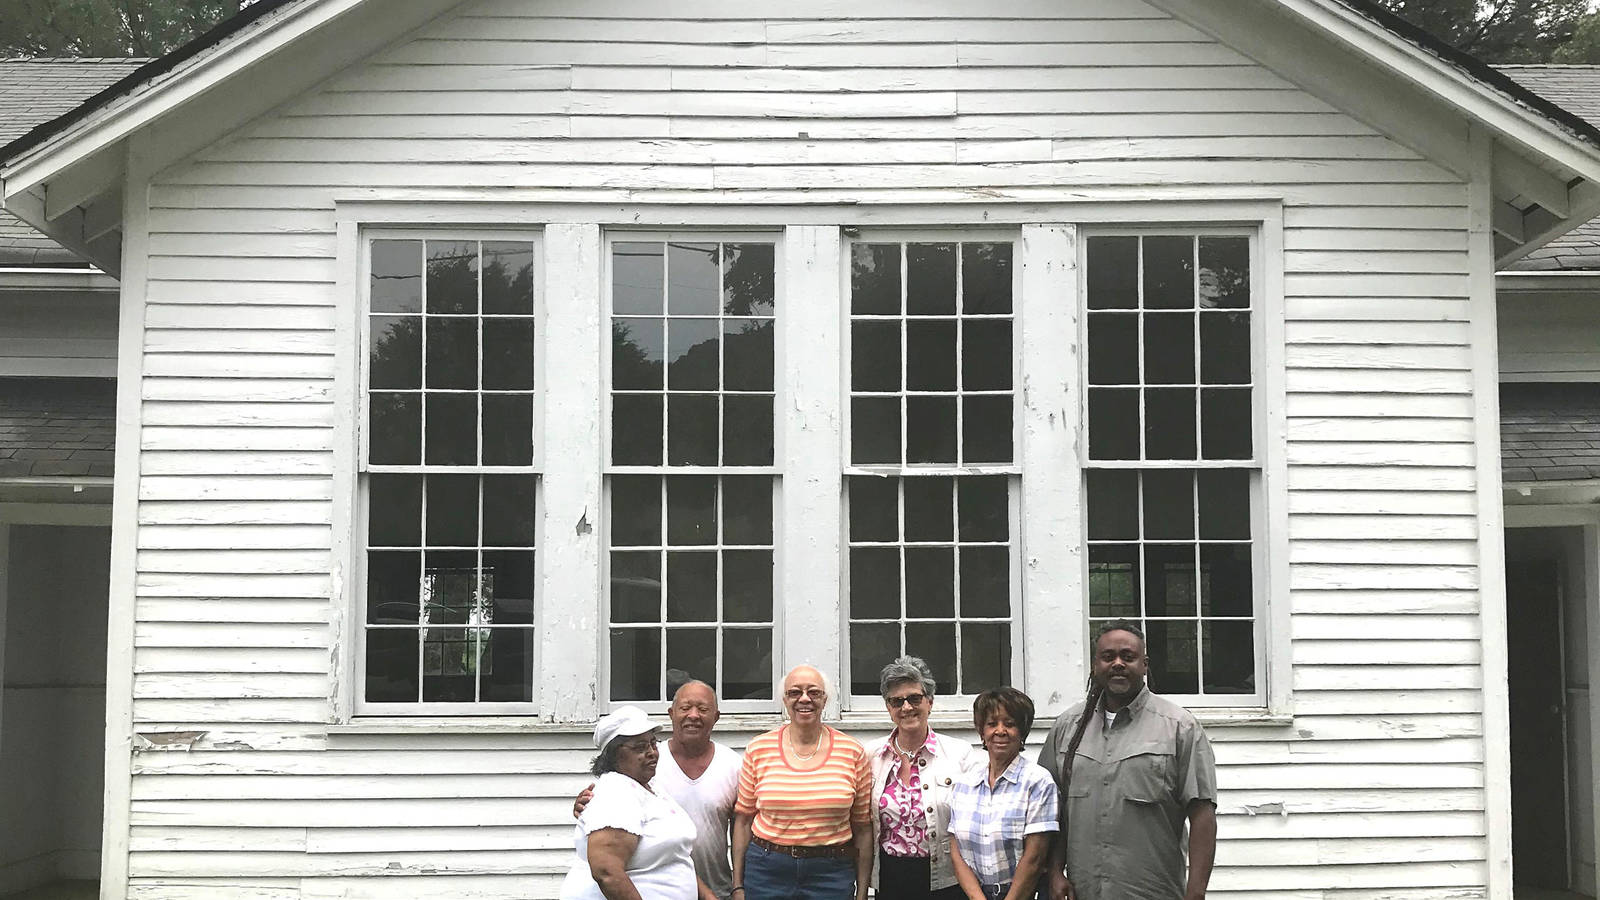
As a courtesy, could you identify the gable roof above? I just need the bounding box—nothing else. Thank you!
[0,58,146,268]
[1497,66,1600,272]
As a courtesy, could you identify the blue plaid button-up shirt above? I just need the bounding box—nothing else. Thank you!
[947,753,1060,887]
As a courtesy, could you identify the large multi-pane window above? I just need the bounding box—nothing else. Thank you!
[361,237,539,710]
[846,239,1018,697]
[607,238,778,705]
[1084,233,1259,703]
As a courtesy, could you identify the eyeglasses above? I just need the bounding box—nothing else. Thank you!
[886,694,927,708]
[619,736,659,754]
[783,688,826,701]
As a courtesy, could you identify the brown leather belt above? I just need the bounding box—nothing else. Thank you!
[750,835,852,859]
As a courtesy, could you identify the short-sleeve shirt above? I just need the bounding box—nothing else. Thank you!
[1037,688,1217,900]
[946,753,1060,887]
[735,725,873,846]
[560,772,698,900]
[653,741,741,898]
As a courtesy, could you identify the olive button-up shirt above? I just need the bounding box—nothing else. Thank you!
[1037,688,1217,900]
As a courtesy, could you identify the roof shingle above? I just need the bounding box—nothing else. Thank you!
[1501,383,1600,483]
[0,378,116,479]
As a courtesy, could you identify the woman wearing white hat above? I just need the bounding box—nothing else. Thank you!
[561,706,704,900]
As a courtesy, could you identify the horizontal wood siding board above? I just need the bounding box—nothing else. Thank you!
[125,0,1493,893]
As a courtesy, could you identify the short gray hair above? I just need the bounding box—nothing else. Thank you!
[879,655,937,699]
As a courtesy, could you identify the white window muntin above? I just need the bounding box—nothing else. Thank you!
[356,229,544,716]
[1079,226,1266,708]
[601,230,784,714]
[842,229,1024,706]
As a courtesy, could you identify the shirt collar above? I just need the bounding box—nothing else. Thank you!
[1102,685,1151,722]
[878,728,939,760]
[964,752,1029,787]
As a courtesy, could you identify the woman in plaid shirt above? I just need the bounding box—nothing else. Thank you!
[946,688,1060,900]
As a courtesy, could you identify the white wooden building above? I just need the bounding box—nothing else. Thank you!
[8,1,1600,898]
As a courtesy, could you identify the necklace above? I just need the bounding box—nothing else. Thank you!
[892,732,924,763]
[787,727,823,761]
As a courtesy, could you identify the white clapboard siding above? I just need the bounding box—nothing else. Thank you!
[1498,290,1600,380]
[119,0,1499,896]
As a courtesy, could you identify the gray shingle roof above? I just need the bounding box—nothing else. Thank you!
[1501,383,1600,483]
[0,377,115,479]
[0,58,148,267]
[1497,66,1600,272]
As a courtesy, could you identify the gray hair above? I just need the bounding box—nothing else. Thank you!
[879,655,937,699]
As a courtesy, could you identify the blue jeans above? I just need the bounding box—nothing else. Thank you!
[743,844,855,900]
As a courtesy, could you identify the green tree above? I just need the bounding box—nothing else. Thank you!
[0,0,249,57]
[1375,0,1600,63]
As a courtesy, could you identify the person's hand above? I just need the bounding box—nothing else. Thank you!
[572,782,595,819]
[1182,891,1204,900]
[1048,869,1073,900]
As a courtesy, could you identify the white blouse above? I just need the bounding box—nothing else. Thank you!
[560,771,698,900]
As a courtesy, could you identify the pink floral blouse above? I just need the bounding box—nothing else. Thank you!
[877,730,938,857]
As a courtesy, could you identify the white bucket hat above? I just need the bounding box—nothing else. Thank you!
[593,705,658,750]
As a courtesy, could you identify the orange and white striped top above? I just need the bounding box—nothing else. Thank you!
[735,725,872,846]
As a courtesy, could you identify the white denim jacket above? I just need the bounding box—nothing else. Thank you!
[866,729,982,891]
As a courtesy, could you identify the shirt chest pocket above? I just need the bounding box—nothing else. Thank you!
[1112,744,1172,805]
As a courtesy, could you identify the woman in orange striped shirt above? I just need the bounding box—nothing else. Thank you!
[731,665,873,900]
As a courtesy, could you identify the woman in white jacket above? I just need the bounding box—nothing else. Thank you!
[864,657,983,900]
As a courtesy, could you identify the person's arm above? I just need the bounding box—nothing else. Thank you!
[949,834,985,900]
[1183,800,1217,900]
[1003,833,1051,900]
[585,828,645,900]
[694,876,718,900]
[1047,838,1075,900]
[850,818,873,900]
[730,812,753,898]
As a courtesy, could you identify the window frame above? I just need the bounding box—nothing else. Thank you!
[352,227,546,717]
[599,229,787,715]
[1078,225,1274,711]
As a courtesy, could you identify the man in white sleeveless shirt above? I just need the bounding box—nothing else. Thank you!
[578,681,741,900]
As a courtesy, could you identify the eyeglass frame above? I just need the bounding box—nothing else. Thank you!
[885,693,929,708]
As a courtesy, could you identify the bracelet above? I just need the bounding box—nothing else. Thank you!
[730,889,745,895]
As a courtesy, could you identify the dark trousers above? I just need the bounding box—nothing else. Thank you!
[875,851,965,900]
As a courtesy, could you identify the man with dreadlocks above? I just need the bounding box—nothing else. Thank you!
[1037,620,1217,900]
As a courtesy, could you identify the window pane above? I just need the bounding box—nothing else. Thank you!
[482,394,533,467]
[1087,313,1137,386]
[369,393,420,465]
[907,321,957,391]
[427,241,478,315]
[1199,545,1253,617]
[850,622,900,695]
[1087,388,1138,460]
[853,397,901,464]
[1087,236,1137,310]
[1088,545,1140,619]
[483,319,535,391]
[668,242,720,315]
[426,475,478,546]
[849,476,899,543]
[962,319,1012,392]
[425,312,478,384]
[666,476,717,545]
[853,321,902,393]
[1199,236,1250,310]
[482,241,536,315]
[368,551,420,624]
[1145,544,1198,617]
[611,475,662,547]
[724,319,775,392]
[369,474,422,547]
[482,475,536,547]
[723,550,773,622]
[906,243,956,315]
[961,623,1011,692]
[1142,470,1194,541]
[962,243,1012,314]
[1147,620,1199,695]
[1198,470,1250,540]
[614,242,664,315]
[905,622,957,689]
[962,396,1012,465]
[425,393,478,465]
[1199,312,1251,385]
[371,240,422,314]
[957,477,1008,543]
[850,547,902,620]
[905,547,955,618]
[667,318,720,391]
[483,550,535,624]
[722,395,773,466]
[366,629,419,702]
[1201,388,1253,460]
[482,629,535,701]
[612,395,663,466]
[1144,388,1196,460]
[370,316,421,390]
[722,476,773,545]
[959,546,1009,618]
[1143,236,1194,310]
[907,396,958,464]
[1086,469,1137,541]
[610,628,661,700]
[611,551,661,622]
[1203,620,1255,694]
[613,319,665,390]
[724,243,775,316]
[903,477,953,543]
[667,627,718,690]
[1144,313,1195,386]
[852,244,902,315]
[723,628,773,699]
[667,394,719,466]
[666,551,718,621]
